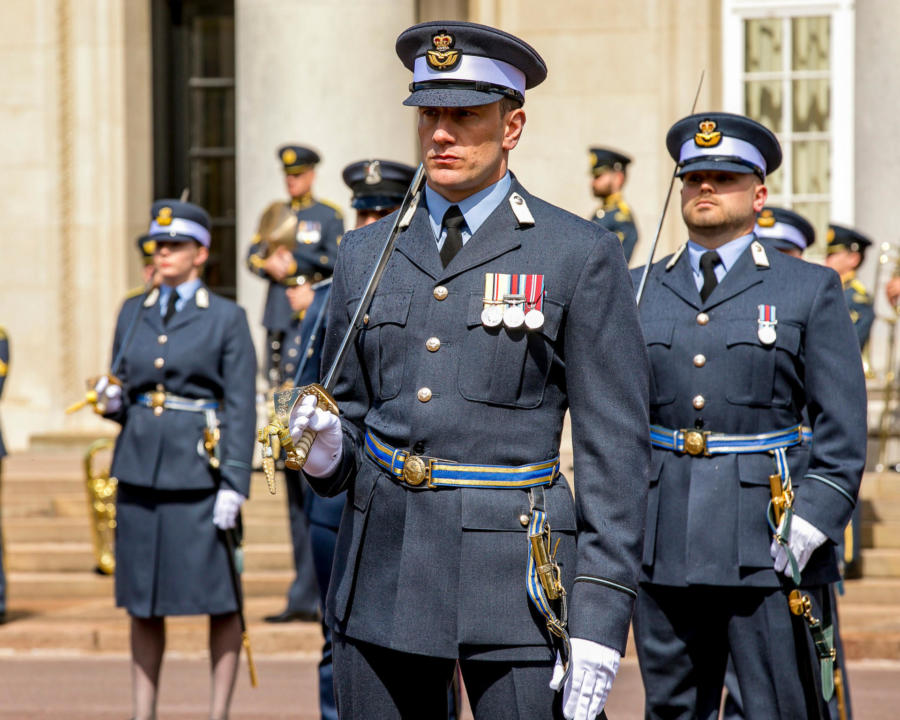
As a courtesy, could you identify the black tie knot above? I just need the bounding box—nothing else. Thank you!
[699,251,721,302]
[440,206,465,267]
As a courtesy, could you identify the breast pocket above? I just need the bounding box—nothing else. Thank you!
[354,290,413,400]
[725,321,800,407]
[642,320,676,406]
[457,292,563,409]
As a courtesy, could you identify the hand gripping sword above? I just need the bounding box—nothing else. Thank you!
[634,71,705,306]
[257,164,427,493]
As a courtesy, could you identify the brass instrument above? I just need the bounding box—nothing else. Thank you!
[84,438,117,575]
[256,201,299,258]
[875,242,900,471]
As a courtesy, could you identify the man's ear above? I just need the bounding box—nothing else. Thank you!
[752,181,768,213]
[502,108,526,151]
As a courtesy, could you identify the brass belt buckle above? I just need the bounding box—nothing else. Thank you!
[402,455,431,488]
[682,429,709,456]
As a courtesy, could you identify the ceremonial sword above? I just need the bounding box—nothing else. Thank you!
[634,71,705,306]
[257,164,427,491]
[221,526,259,688]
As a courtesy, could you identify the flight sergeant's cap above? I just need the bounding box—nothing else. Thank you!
[396,21,547,107]
[666,112,782,180]
[148,200,212,248]
[278,145,320,175]
[589,147,632,175]
[342,159,417,211]
[755,207,815,252]
[827,224,872,255]
[135,233,156,265]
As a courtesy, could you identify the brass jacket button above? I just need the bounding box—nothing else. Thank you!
[519,514,530,527]
[157,334,168,344]
[417,387,433,403]
[433,286,448,301]
[692,395,706,410]
[696,312,709,325]
[693,354,706,367]
[426,337,441,352]
[154,357,165,369]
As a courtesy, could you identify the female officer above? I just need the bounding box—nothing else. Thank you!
[97,200,256,720]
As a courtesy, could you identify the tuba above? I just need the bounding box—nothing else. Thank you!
[256,201,299,258]
[84,438,117,575]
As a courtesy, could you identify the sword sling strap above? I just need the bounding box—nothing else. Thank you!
[526,486,571,682]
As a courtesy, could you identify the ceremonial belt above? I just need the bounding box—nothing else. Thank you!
[137,392,219,413]
[365,430,559,490]
[649,423,803,456]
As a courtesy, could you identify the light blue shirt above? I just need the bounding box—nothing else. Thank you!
[687,233,755,292]
[159,278,203,316]
[425,172,513,250]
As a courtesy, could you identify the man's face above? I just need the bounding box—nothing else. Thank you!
[417,102,525,203]
[824,249,861,275]
[680,169,767,242]
[591,169,624,198]
[355,208,395,229]
[285,169,315,199]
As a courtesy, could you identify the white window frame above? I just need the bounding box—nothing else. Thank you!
[722,0,855,226]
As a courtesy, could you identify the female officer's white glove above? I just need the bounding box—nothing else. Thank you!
[289,394,343,477]
[549,637,620,720]
[770,513,828,576]
[212,488,245,530]
[93,375,123,414]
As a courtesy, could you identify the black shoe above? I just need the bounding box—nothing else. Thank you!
[263,608,320,623]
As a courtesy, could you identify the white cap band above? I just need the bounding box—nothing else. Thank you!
[755,221,808,250]
[679,136,767,176]
[413,54,525,96]
[149,218,211,247]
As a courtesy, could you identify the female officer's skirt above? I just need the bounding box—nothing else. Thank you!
[114,482,238,618]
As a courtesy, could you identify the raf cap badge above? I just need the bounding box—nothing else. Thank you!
[757,209,776,228]
[427,32,461,70]
[156,206,173,226]
[364,160,382,185]
[281,148,297,165]
[757,304,777,346]
[694,119,722,148]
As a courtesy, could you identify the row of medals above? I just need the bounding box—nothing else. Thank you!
[481,294,544,331]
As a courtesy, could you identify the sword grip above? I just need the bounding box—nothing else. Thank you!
[66,390,98,415]
[286,427,318,470]
[242,630,259,688]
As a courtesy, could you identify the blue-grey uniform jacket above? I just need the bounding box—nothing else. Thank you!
[0,326,7,459]
[842,275,875,349]
[307,178,650,660]
[634,241,866,589]
[247,198,344,333]
[591,193,638,263]
[107,286,257,497]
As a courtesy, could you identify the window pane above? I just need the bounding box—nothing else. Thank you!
[191,15,235,78]
[204,225,237,300]
[793,79,830,132]
[791,201,829,258]
[745,18,783,72]
[745,80,783,133]
[792,16,829,71]
[792,141,830,195]
[765,167,784,196]
[190,87,236,147]
[190,157,236,220]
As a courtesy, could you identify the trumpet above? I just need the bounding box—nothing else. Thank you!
[84,438,117,575]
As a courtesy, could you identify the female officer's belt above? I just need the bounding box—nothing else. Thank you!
[137,392,222,468]
[364,430,559,490]
[650,423,803,456]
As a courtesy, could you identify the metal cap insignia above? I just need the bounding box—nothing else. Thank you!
[694,119,722,147]
[426,32,461,70]
[364,160,382,185]
[281,148,297,165]
[156,207,173,226]
[757,209,776,228]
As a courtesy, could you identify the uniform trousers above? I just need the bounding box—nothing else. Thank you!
[634,582,837,720]
[284,469,320,615]
[333,634,563,720]
[308,520,338,720]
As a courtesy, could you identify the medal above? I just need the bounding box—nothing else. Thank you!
[481,302,504,327]
[503,295,526,328]
[523,273,545,331]
[757,304,777,345]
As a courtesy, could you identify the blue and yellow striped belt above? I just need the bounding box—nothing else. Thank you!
[650,423,803,456]
[365,430,559,490]
[137,391,219,414]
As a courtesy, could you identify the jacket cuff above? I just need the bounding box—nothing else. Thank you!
[566,575,637,656]
[793,473,856,544]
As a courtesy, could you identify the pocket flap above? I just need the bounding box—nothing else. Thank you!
[460,481,576,532]
[364,290,413,328]
[642,320,675,347]
[726,320,801,354]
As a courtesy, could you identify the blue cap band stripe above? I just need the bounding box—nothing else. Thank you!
[413,54,526,96]
[679,136,767,176]
[755,221,809,250]
[149,218,211,247]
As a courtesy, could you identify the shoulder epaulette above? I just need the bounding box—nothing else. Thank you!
[849,278,870,299]
[318,198,344,219]
[615,198,632,220]
[124,285,145,299]
[0,325,7,341]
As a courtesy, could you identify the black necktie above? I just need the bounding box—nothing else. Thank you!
[163,292,178,325]
[699,251,721,302]
[439,206,465,268]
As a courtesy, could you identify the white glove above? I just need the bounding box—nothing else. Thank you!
[212,488,245,530]
[770,513,828,576]
[549,637,620,720]
[93,375,122,414]
[288,394,343,478]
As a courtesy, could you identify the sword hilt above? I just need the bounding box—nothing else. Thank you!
[66,390,98,414]
[286,427,318,469]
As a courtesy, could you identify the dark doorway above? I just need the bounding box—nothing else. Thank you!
[152,0,236,299]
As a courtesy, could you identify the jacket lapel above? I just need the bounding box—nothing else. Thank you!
[659,251,702,311]
[393,200,443,280]
[142,297,165,335]
[702,244,766,309]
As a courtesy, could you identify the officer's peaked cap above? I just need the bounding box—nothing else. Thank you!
[396,21,547,107]
[148,200,212,248]
[755,206,815,252]
[342,159,417,211]
[827,224,871,255]
[589,147,632,174]
[667,112,782,179]
[278,145,321,175]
